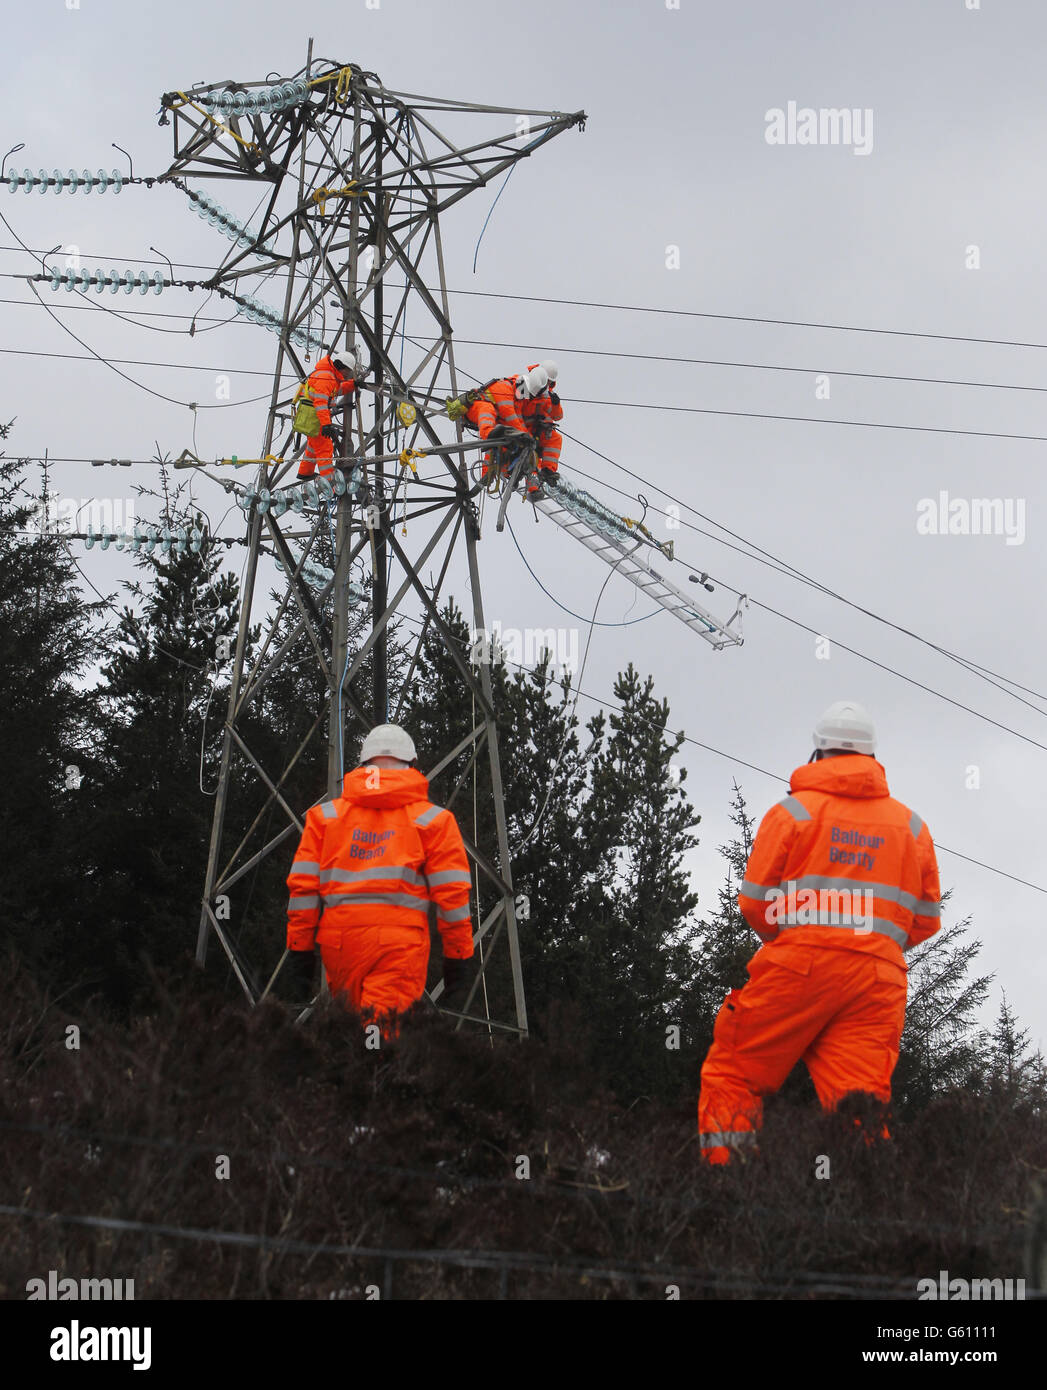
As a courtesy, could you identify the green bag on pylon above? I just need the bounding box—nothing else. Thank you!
[292,383,321,437]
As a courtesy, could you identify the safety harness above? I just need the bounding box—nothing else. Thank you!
[292,381,322,438]
[445,378,501,428]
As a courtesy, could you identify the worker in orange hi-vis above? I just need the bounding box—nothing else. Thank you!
[284,724,476,1030]
[521,359,563,488]
[697,701,941,1164]
[296,347,362,480]
[463,368,542,487]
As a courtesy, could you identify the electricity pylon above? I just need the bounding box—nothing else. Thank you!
[160,51,585,1035]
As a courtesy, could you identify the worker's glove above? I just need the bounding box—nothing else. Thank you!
[442,954,474,1000]
[321,424,340,441]
[287,948,316,994]
[485,424,510,443]
[549,391,560,406]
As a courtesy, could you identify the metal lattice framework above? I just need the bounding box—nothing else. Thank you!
[162,52,586,1036]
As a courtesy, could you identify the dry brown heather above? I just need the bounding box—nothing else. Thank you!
[0,957,1043,1301]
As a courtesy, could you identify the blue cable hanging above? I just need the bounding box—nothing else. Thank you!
[472,165,516,273]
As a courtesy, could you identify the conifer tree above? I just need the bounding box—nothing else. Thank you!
[579,664,702,1096]
[74,486,245,1006]
[0,448,106,983]
[894,910,993,1109]
[687,782,759,1046]
[982,992,1046,1105]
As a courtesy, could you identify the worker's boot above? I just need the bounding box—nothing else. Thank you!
[527,469,545,499]
[540,468,558,488]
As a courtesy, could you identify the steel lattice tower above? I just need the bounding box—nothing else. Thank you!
[159,51,585,1036]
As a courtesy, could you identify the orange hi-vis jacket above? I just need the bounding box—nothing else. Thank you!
[305,355,355,430]
[519,365,563,471]
[464,377,529,440]
[286,766,475,959]
[737,755,941,968]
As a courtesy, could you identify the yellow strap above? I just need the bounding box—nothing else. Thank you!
[219,453,284,468]
[398,448,426,475]
[307,66,354,103]
[173,92,260,153]
[311,181,364,217]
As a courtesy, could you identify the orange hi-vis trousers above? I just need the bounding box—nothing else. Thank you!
[299,433,335,479]
[698,944,907,1164]
[531,425,561,472]
[320,922,430,1023]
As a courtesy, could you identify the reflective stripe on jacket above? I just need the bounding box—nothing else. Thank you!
[286,766,474,958]
[464,377,528,439]
[304,355,355,428]
[737,755,941,967]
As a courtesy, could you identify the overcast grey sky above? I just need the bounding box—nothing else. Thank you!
[3,0,1045,1050]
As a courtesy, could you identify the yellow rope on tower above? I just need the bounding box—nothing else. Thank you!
[308,66,354,102]
[172,92,260,153]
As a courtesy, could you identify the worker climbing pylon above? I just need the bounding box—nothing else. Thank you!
[510,366,550,497]
[697,701,942,1164]
[284,724,477,1034]
[295,346,363,479]
[456,369,538,489]
[521,359,563,492]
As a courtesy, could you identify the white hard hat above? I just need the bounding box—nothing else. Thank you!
[813,701,876,756]
[540,359,559,383]
[516,366,548,400]
[331,346,362,376]
[359,723,417,764]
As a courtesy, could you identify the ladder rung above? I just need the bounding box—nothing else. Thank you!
[536,501,740,647]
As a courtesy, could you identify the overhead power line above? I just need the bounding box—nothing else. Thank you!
[397,613,1047,896]
[436,347,1047,743]
[7,245,1047,351]
[441,286,1047,352]
[23,280,269,410]
[12,301,1047,395]
[549,436,1047,715]
[7,233,1042,885]
[11,316,1047,442]
[9,308,1040,729]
